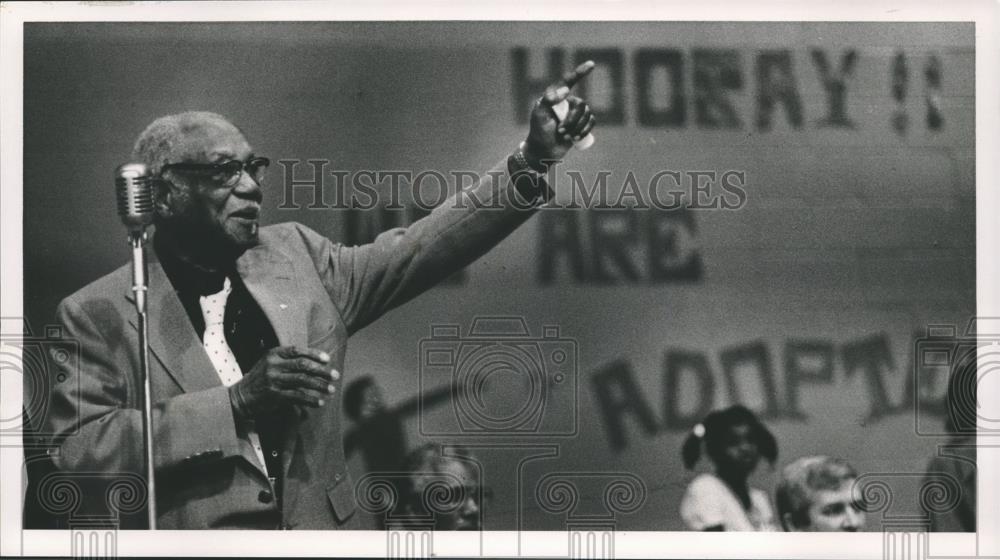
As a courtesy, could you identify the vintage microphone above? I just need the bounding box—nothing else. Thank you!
[114,163,157,529]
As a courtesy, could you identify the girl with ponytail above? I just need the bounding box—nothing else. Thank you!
[679,405,779,531]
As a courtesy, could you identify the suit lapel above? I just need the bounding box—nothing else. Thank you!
[236,242,311,504]
[235,244,307,349]
[128,255,222,393]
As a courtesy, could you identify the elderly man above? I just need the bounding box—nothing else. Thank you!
[42,66,595,529]
[775,456,866,532]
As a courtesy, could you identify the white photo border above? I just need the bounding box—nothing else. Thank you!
[1,1,997,558]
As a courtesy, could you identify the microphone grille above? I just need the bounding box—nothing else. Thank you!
[115,163,154,227]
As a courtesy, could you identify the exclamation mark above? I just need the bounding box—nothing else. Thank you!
[925,54,943,130]
[891,52,909,135]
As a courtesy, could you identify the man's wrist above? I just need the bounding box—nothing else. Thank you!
[508,146,554,205]
[517,141,552,174]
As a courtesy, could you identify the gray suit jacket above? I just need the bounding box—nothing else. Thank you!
[43,159,542,529]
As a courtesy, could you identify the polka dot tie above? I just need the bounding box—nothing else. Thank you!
[200,277,269,476]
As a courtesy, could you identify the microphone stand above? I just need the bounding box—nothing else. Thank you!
[128,229,157,530]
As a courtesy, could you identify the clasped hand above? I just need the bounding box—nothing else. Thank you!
[230,346,338,418]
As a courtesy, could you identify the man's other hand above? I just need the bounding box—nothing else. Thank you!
[229,346,338,418]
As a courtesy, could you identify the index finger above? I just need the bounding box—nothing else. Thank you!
[543,60,596,106]
[276,345,331,364]
[562,60,595,89]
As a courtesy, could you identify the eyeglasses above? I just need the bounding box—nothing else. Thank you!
[161,156,270,188]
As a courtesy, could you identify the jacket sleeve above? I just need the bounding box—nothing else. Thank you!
[296,157,549,334]
[42,296,244,475]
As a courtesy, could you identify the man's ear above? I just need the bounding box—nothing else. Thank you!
[153,177,176,219]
